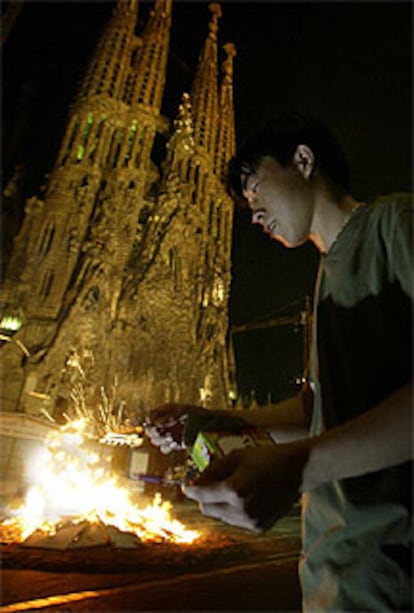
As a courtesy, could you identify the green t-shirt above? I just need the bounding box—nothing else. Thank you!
[300,194,413,611]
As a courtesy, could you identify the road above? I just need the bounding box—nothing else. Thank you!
[1,501,302,612]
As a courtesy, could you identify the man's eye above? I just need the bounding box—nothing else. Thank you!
[245,178,259,194]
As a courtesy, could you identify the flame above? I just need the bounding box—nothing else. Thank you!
[0,419,200,545]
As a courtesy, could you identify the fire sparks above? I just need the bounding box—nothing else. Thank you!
[0,420,200,546]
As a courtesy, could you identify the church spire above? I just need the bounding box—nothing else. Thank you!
[78,0,138,102]
[190,3,221,155]
[55,1,139,167]
[216,42,236,183]
[127,0,172,110]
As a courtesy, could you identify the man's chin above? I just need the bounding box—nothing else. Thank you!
[271,233,307,249]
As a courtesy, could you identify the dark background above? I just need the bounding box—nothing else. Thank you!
[2,0,412,404]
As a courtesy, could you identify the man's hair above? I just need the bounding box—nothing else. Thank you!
[228,110,350,203]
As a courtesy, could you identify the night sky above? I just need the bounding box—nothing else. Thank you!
[2,0,412,404]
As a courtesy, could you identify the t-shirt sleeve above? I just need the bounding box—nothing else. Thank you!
[382,195,414,301]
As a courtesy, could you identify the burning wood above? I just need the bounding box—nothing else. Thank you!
[0,419,200,548]
[22,519,143,549]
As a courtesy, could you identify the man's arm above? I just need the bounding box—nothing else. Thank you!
[184,381,412,532]
[145,385,311,453]
[243,383,312,442]
[302,380,412,490]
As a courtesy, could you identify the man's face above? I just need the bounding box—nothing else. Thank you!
[241,155,314,248]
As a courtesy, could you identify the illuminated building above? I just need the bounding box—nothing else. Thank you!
[0,0,236,422]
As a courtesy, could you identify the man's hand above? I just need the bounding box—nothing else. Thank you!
[144,403,206,454]
[183,440,310,532]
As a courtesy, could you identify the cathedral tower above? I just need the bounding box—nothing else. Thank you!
[0,1,236,424]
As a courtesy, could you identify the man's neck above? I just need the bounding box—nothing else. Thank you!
[310,183,362,253]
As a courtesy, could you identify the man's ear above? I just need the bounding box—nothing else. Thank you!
[293,144,315,179]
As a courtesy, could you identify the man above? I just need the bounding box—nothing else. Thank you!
[145,111,413,611]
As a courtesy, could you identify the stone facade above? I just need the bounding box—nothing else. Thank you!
[0,0,237,430]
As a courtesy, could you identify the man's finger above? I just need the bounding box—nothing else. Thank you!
[160,443,176,454]
[196,450,242,485]
[200,502,261,532]
[144,426,159,438]
[146,430,170,446]
[159,440,184,454]
[183,481,240,506]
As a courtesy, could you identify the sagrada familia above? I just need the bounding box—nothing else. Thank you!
[0,0,238,431]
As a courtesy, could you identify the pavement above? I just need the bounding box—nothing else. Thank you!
[1,499,303,611]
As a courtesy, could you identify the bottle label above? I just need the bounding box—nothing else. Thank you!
[191,430,273,472]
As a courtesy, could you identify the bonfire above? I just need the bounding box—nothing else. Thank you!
[0,419,200,548]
